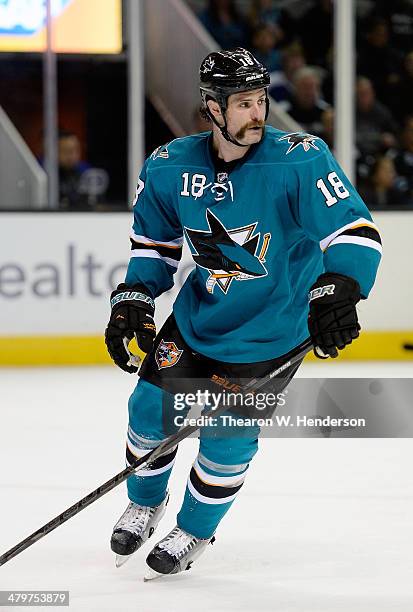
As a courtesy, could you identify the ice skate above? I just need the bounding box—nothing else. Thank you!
[144,525,215,579]
[111,493,169,567]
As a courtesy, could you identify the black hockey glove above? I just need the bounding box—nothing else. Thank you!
[105,283,156,373]
[308,273,361,359]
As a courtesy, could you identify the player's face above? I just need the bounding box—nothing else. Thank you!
[226,89,267,145]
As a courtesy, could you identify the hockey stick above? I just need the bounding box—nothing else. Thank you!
[0,337,312,567]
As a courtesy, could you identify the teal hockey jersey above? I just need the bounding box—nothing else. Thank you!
[125,127,382,363]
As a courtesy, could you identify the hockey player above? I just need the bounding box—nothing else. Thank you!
[105,48,382,578]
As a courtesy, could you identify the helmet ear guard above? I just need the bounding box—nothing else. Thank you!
[201,92,228,129]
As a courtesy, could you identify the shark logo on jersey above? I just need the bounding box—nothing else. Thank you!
[185,209,271,294]
[155,340,183,369]
[279,133,320,155]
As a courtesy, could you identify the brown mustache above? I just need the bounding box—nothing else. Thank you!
[235,121,265,139]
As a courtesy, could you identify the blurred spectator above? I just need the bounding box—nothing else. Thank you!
[269,44,306,110]
[296,0,333,68]
[59,132,87,173]
[58,132,109,210]
[251,24,282,73]
[359,156,410,209]
[249,0,295,49]
[357,17,403,106]
[393,116,413,200]
[58,132,91,210]
[198,0,250,49]
[285,66,330,137]
[356,77,398,159]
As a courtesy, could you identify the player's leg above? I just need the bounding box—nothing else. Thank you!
[177,422,260,538]
[145,419,260,576]
[110,377,179,563]
[126,379,178,507]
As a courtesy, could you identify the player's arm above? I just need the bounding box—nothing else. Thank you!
[105,158,183,372]
[292,140,382,358]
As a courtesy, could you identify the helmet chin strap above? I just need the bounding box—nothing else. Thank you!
[209,111,249,148]
[220,123,250,147]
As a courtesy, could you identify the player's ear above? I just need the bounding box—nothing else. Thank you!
[207,99,223,122]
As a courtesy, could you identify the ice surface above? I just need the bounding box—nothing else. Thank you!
[0,363,412,611]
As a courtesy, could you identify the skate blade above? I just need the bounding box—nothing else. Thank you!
[143,567,165,582]
[115,553,133,568]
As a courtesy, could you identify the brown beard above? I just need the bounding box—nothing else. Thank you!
[235,121,265,141]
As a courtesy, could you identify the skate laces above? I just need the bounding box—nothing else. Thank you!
[116,502,154,534]
[158,527,198,559]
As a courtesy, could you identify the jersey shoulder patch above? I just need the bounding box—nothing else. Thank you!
[151,143,170,160]
[148,133,210,169]
[262,127,328,164]
[278,132,322,155]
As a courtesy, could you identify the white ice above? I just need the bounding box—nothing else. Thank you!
[0,361,412,612]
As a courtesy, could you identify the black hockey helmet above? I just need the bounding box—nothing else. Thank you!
[199,48,270,146]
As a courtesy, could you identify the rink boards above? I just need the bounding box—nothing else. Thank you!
[0,211,412,364]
